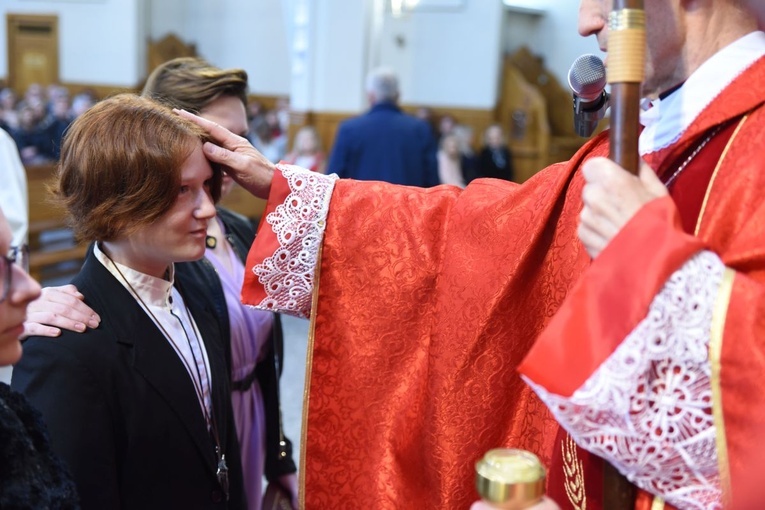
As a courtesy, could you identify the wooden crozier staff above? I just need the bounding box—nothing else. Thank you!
[604,0,645,507]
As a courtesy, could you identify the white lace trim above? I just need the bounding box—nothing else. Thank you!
[525,251,725,510]
[251,164,338,318]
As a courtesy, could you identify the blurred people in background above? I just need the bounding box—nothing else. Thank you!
[436,133,466,188]
[327,66,438,187]
[42,94,74,160]
[283,126,325,173]
[475,124,514,182]
[274,97,290,135]
[415,106,439,139]
[452,124,477,182]
[11,103,51,165]
[249,110,287,164]
[0,88,19,133]
[70,91,96,118]
[247,100,265,137]
[437,113,456,142]
[0,84,96,164]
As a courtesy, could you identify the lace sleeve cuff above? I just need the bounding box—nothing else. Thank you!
[524,250,725,509]
[242,164,338,318]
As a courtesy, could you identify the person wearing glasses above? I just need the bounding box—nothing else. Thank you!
[11,94,246,509]
[0,126,28,385]
[0,207,80,508]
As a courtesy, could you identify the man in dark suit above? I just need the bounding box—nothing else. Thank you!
[327,67,439,187]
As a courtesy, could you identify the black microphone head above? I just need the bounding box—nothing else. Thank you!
[568,54,606,101]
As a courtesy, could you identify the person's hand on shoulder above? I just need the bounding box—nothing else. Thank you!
[22,284,100,339]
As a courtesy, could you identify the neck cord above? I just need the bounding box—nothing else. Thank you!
[662,122,727,188]
[101,248,230,498]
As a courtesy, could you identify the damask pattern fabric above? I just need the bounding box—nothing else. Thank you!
[521,51,765,508]
[243,38,765,510]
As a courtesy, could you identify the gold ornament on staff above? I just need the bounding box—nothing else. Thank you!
[608,0,645,175]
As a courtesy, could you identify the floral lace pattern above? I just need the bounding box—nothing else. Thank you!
[525,251,725,510]
[252,164,338,318]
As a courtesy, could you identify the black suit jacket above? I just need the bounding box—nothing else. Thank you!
[177,207,296,481]
[12,253,246,510]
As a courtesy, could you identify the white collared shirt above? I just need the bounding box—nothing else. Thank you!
[94,243,213,424]
[639,31,765,155]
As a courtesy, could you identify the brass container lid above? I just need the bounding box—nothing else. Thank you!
[475,448,546,509]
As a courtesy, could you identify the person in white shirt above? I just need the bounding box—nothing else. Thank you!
[11,94,246,509]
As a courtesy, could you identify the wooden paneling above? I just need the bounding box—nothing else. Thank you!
[302,106,495,160]
[7,14,59,93]
[309,111,352,158]
[26,164,87,282]
[247,94,290,112]
[497,62,550,182]
[147,33,197,75]
[400,104,496,151]
[61,82,139,99]
[508,46,577,138]
[218,184,267,224]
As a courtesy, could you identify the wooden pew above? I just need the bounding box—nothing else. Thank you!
[26,164,88,283]
[218,184,267,225]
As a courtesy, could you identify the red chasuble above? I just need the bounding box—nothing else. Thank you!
[244,57,765,510]
[521,57,765,509]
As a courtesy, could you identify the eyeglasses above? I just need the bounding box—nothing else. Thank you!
[1,245,29,304]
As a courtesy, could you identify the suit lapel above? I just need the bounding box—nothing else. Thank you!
[81,255,219,471]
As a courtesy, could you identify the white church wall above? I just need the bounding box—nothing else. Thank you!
[0,0,145,87]
[148,0,291,96]
[377,1,504,109]
[0,0,603,105]
[504,0,605,89]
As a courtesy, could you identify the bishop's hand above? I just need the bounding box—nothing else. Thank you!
[578,157,668,259]
[175,109,275,200]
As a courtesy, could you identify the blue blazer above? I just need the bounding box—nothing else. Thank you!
[328,102,439,187]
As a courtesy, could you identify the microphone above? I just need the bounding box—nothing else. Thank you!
[568,54,610,137]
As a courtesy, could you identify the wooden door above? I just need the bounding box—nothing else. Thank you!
[7,14,59,92]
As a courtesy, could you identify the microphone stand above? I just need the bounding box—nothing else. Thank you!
[604,0,644,507]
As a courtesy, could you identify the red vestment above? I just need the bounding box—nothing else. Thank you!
[521,55,765,509]
[243,49,765,510]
